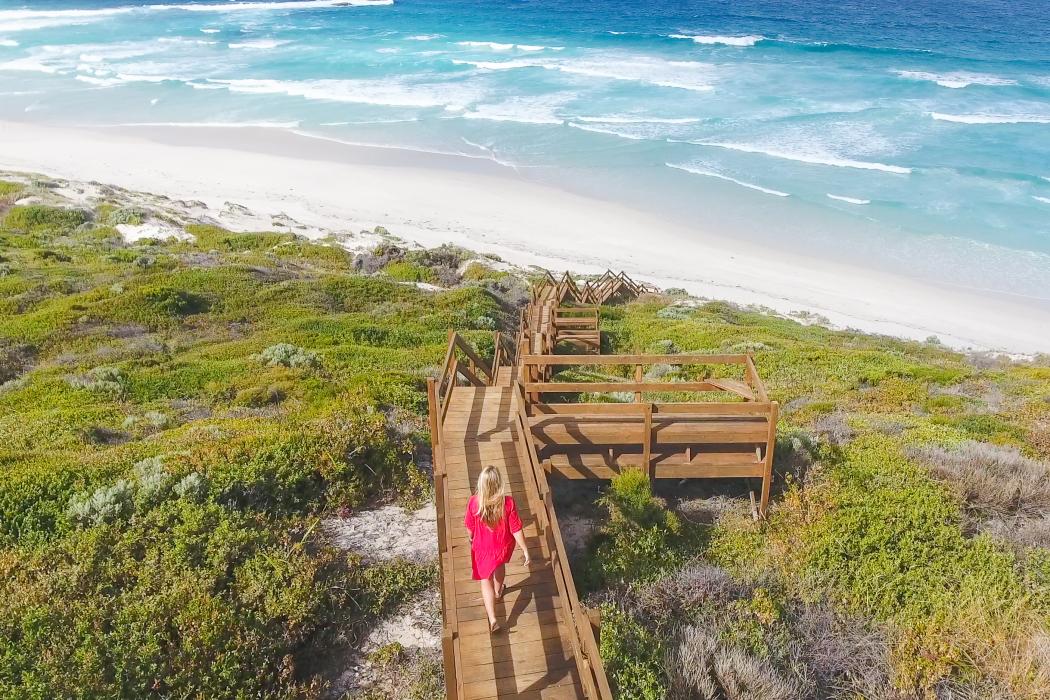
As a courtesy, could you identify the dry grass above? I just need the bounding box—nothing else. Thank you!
[942,608,1050,700]
[813,412,855,446]
[907,441,1050,518]
[632,562,747,619]
[789,602,897,699]
[980,515,1050,553]
[667,626,797,700]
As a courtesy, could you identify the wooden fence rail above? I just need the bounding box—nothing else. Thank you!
[512,382,613,699]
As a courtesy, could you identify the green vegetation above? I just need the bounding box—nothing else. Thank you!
[4,197,1050,698]
[383,260,437,284]
[3,204,88,233]
[0,203,506,697]
[581,298,1050,699]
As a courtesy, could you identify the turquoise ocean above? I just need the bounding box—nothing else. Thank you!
[1,0,1048,303]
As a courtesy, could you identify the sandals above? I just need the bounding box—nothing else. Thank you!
[496,582,507,600]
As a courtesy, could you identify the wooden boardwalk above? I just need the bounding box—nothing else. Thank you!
[440,377,589,699]
[428,270,775,699]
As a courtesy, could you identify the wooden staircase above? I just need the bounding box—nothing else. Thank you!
[427,270,776,699]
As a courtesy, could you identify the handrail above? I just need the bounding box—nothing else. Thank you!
[513,381,614,699]
[521,353,750,366]
[435,332,502,421]
[426,378,463,698]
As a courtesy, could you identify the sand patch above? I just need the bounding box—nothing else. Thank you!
[323,503,437,564]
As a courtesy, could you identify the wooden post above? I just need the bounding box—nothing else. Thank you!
[586,606,601,643]
[634,364,643,403]
[442,631,458,699]
[759,402,778,517]
[643,403,652,480]
[426,378,441,452]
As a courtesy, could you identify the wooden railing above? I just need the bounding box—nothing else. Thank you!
[426,377,462,698]
[520,353,770,402]
[512,381,614,700]
[434,331,503,420]
[518,353,778,514]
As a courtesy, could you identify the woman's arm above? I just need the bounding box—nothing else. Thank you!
[508,528,529,566]
[512,528,530,565]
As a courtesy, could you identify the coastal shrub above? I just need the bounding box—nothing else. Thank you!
[600,604,667,700]
[234,384,285,407]
[142,286,208,317]
[360,558,437,613]
[173,472,207,501]
[106,207,147,226]
[583,470,686,589]
[67,366,126,395]
[257,343,320,370]
[656,304,693,320]
[907,441,1050,518]
[132,456,171,508]
[66,479,134,527]
[461,261,501,280]
[384,260,437,284]
[0,180,22,198]
[2,205,88,233]
[184,224,296,251]
[667,625,797,700]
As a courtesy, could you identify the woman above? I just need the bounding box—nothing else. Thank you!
[463,465,530,633]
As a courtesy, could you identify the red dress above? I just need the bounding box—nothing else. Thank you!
[463,495,523,580]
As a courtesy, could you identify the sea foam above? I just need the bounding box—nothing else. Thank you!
[454,53,716,92]
[228,39,291,49]
[577,115,701,124]
[208,77,479,110]
[931,112,1050,124]
[827,193,871,205]
[567,122,646,140]
[0,1,392,32]
[1034,196,1050,205]
[669,34,764,47]
[462,93,572,125]
[456,40,562,52]
[666,163,789,197]
[894,70,1017,88]
[693,141,912,174]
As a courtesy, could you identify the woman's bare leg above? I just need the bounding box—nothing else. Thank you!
[494,563,506,598]
[480,576,498,628]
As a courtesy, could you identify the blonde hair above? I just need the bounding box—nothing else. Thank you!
[474,466,506,527]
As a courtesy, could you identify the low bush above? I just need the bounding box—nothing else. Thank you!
[2,205,88,233]
[257,343,320,370]
[907,441,1050,518]
[582,470,688,590]
[667,625,797,700]
[383,261,437,284]
[600,604,667,700]
[142,286,208,316]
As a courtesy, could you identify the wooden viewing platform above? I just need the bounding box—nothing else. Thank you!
[427,271,777,699]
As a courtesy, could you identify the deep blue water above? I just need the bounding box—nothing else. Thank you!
[1,0,1049,299]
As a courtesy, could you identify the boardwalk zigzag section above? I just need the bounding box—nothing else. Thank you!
[427,271,776,698]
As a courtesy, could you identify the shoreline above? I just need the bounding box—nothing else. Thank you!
[1,119,1047,354]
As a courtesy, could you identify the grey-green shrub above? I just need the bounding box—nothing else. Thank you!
[656,305,693,320]
[257,343,319,369]
[173,472,206,502]
[68,366,125,395]
[133,457,170,507]
[67,480,134,527]
[106,207,147,226]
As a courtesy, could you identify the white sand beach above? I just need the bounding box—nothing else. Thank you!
[1,119,1047,354]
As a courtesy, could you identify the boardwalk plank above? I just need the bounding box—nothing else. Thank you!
[438,383,588,699]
